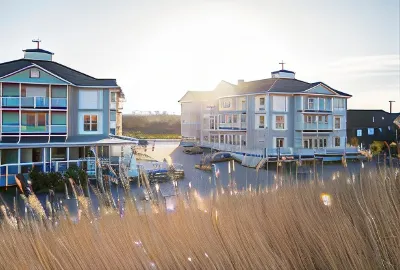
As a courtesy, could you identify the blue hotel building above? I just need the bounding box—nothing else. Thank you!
[0,42,136,186]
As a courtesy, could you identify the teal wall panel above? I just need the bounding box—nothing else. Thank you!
[2,112,19,124]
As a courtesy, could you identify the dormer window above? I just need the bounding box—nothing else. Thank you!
[30,68,40,78]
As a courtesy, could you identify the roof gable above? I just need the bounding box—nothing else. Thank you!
[304,83,337,95]
[0,59,119,87]
[1,66,69,85]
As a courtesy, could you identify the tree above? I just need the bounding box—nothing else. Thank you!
[350,137,359,147]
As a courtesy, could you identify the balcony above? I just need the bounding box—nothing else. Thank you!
[51,98,67,108]
[51,125,67,133]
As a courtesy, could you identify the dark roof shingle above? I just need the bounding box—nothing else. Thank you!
[0,59,119,87]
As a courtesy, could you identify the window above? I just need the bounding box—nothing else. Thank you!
[334,117,341,129]
[260,97,265,106]
[319,98,325,110]
[227,115,232,123]
[203,136,209,141]
[334,98,345,109]
[110,111,116,121]
[220,115,225,124]
[275,115,285,129]
[241,100,246,110]
[110,128,116,135]
[233,114,238,123]
[276,138,284,148]
[308,98,315,109]
[111,92,117,102]
[84,115,98,131]
[273,96,288,112]
[304,140,309,148]
[241,114,246,123]
[30,68,40,78]
[319,138,327,148]
[220,135,224,143]
[259,115,265,129]
[305,115,313,123]
[334,137,341,147]
[222,100,231,108]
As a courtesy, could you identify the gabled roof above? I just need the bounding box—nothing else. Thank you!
[347,109,400,128]
[233,78,351,97]
[23,48,54,55]
[178,91,213,102]
[0,59,119,87]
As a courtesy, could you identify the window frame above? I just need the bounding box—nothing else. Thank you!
[110,92,117,103]
[259,115,265,129]
[30,68,40,78]
[83,114,98,132]
[334,137,341,147]
[275,115,285,130]
[276,137,285,148]
[334,116,341,129]
[308,98,315,110]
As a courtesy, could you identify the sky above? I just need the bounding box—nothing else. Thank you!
[0,0,399,114]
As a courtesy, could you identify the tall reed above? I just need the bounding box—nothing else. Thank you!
[0,167,398,269]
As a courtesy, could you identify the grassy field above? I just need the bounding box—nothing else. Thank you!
[122,114,181,137]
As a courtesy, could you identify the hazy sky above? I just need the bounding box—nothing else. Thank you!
[0,0,399,113]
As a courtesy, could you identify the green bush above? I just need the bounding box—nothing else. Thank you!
[29,168,64,193]
[370,141,384,156]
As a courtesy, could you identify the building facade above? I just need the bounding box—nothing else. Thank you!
[0,43,131,186]
[347,110,399,148]
[179,68,353,157]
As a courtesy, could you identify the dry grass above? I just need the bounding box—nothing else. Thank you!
[0,168,399,269]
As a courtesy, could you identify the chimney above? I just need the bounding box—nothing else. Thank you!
[389,101,395,114]
[237,79,244,85]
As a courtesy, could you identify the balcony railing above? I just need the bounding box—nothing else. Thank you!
[51,125,67,133]
[301,122,332,130]
[51,98,67,108]
[21,97,49,108]
[218,122,247,130]
[2,125,19,133]
[1,97,19,107]
[21,125,49,133]
[1,97,67,109]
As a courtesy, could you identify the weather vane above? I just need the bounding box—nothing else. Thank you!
[32,38,41,49]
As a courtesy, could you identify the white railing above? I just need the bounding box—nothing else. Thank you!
[0,159,97,187]
[200,142,359,157]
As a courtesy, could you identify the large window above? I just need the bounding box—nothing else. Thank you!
[84,115,98,131]
[334,98,345,110]
[318,115,328,124]
[334,117,341,129]
[275,115,285,129]
[273,96,288,112]
[110,111,116,121]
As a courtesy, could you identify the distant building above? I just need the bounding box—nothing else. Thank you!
[347,110,399,148]
[179,65,354,158]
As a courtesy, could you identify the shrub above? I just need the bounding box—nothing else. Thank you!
[370,141,384,156]
[29,168,64,193]
[64,165,89,196]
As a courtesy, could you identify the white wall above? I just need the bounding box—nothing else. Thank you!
[77,111,103,135]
